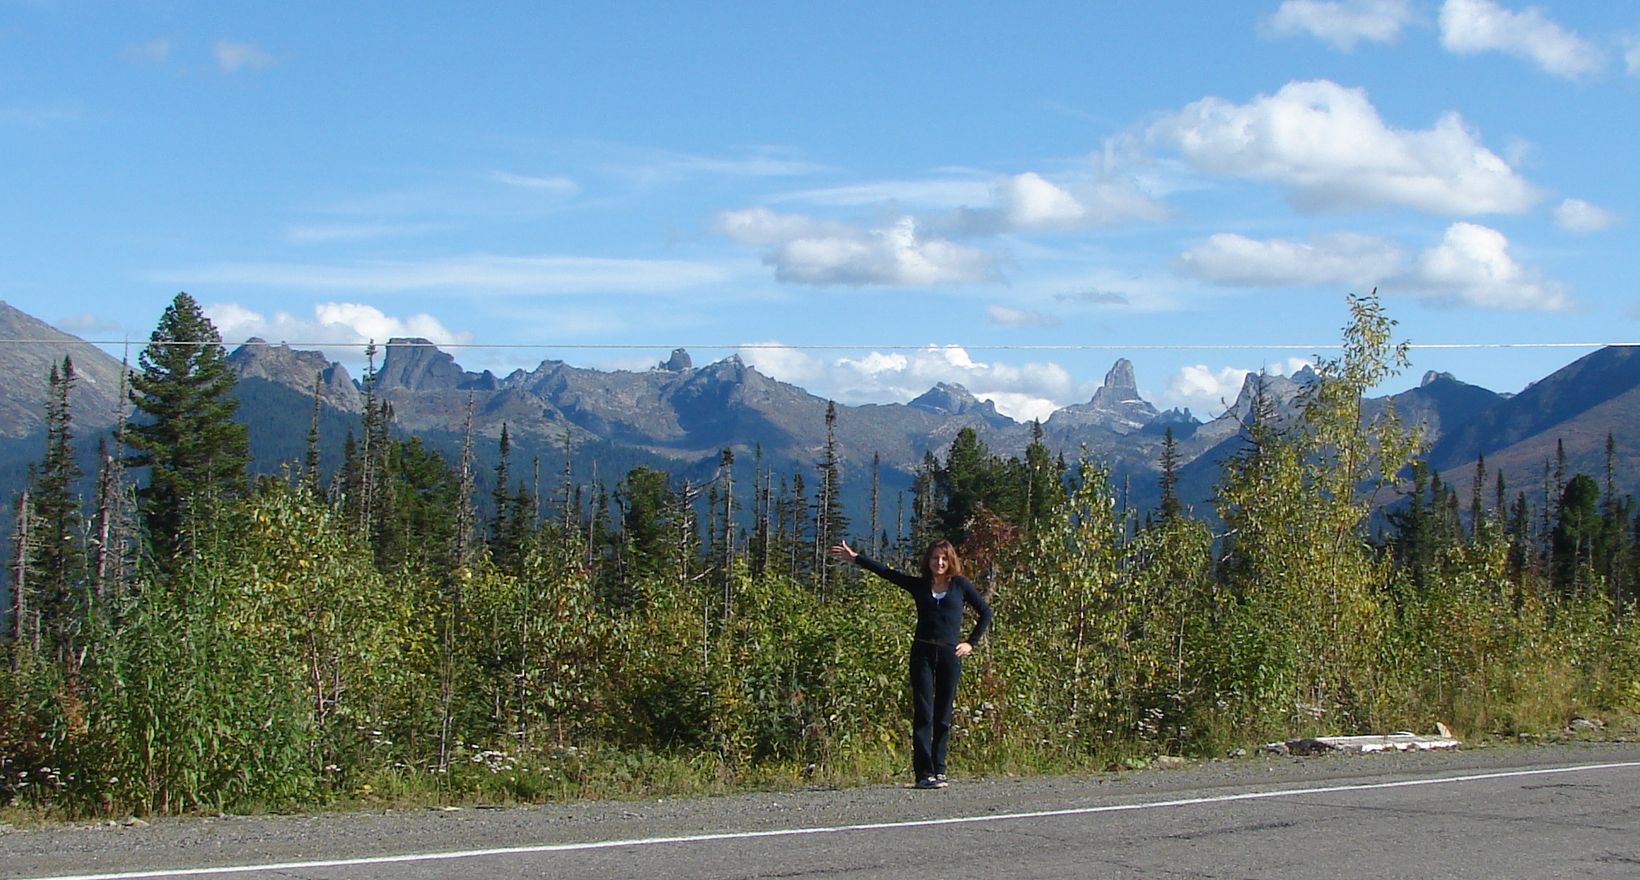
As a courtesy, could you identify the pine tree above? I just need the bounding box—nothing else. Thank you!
[1157,425,1182,524]
[868,452,882,558]
[1552,474,1602,595]
[302,371,323,494]
[750,444,771,576]
[788,472,808,580]
[1024,419,1062,534]
[814,402,847,592]
[490,423,515,568]
[28,357,87,663]
[125,292,250,569]
[937,427,995,543]
[617,466,673,593]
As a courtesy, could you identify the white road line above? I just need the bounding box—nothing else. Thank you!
[17,760,1640,880]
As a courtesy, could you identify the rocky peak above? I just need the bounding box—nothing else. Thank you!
[228,339,361,412]
[910,382,981,416]
[1227,369,1308,420]
[906,383,1011,426]
[1103,358,1139,395]
[1088,358,1148,408]
[229,338,327,381]
[684,354,750,390]
[659,348,693,372]
[1048,358,1158,435]
[1421,370,1456,387]
[377,338,473,392]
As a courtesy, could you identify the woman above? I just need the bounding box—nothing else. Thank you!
[829,539,992,789]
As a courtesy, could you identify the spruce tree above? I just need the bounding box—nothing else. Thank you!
[1157,425,1182,524]
[29,357,86,663]
[936,427,993,543]
[125,292,250,568]
[814,402,847,591]
[490,423,515,568]
[617,466,673,591]
[1552,474,1602,595]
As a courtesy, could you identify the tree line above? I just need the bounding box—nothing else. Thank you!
[3,291,1640,815]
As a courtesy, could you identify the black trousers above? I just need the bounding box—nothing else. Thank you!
[909,641,961,779]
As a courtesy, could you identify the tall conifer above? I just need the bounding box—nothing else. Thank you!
[125,292,249,569]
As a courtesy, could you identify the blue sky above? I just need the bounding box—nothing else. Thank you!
[4,0,1637,422]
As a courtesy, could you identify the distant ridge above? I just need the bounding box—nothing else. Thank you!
[0,303,1635,530]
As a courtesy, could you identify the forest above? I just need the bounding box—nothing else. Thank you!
[3,291,1639,817]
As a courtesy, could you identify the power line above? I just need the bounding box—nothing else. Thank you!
[4,338,1640,352]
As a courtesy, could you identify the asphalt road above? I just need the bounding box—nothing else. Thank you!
[6,741,1640,879]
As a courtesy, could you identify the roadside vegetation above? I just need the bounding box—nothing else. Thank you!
[4,291,1640,819]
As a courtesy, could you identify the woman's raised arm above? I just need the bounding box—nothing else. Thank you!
[828,541,858,564]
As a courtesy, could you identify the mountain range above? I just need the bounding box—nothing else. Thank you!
[2,300,1637,529]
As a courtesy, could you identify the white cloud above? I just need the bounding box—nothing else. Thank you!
[284,222,446,244]
[604,147,827,187]
[123,38,172,64]
[773,176,993,209]
[739,342,1075,422]
[986,305,1057,327]
[213,40,276,73]
[737,341,829,387]
[948,172,1167,235]
[716,207,857,247]
[1166,364,1253,417]
[716,207,996,286]
[1177,231,1404,286]
[1054,288,1131,307]
[489,171,579,196]
[1264,0,1417,50]
[1402,221,1570,310]
[999,172,1088,230]
[1146,79,1541,215]
[978,393,1060,425]
[54,313,125,337]
[1439,0,1605,79]
[1552,198,1619,232]
[1627,40,1640,76]
[205,302,471,360]
[153,254,732,294]
[1162,357,1314,417]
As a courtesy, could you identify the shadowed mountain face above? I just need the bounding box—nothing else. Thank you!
[1423,346,1640,502]
[1427,347,1640,472]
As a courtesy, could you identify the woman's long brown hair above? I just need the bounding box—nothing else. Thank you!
[919,540,963,579]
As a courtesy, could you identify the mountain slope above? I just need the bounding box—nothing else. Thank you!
[1421,346,1640,502]
[0,302,128,438]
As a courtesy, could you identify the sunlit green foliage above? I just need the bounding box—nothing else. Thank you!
[7,290,1640,817]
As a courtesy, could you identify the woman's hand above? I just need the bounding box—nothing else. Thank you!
[828,540,858,564]
[955,642,973,658]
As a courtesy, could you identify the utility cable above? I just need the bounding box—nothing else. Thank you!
[3,339,1639,351]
